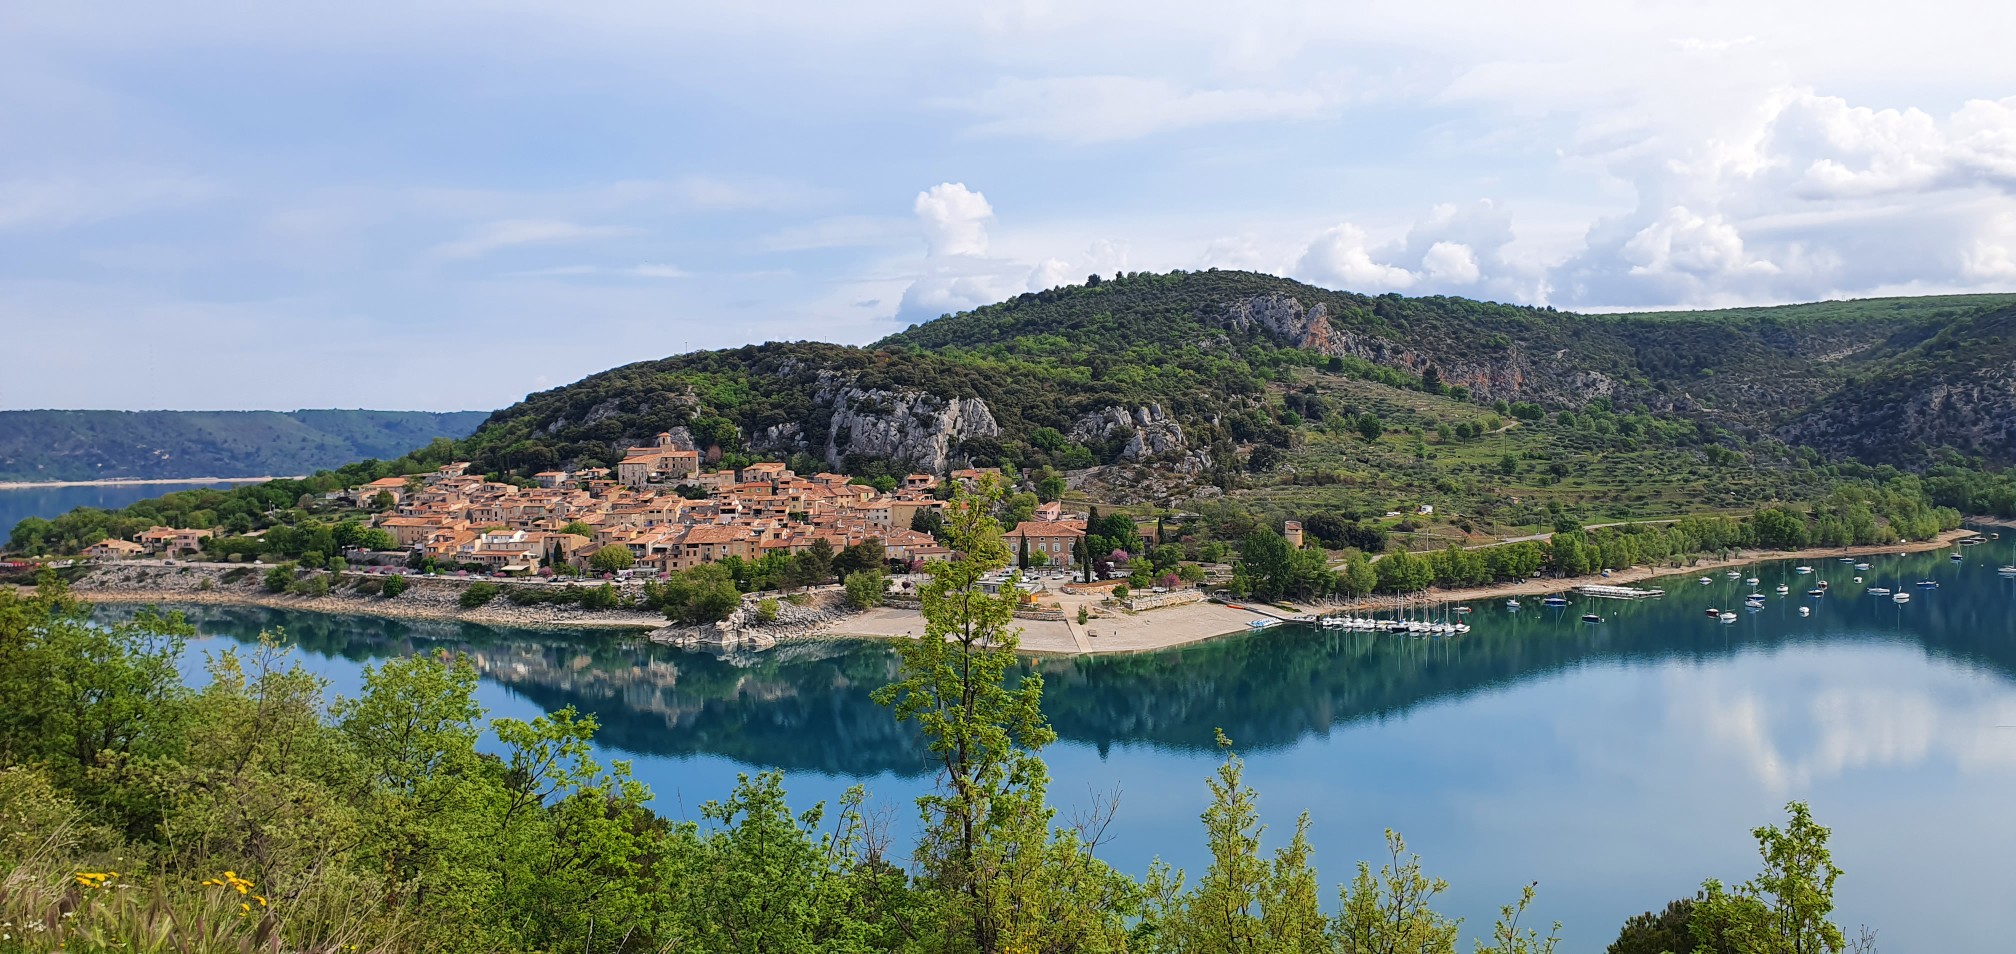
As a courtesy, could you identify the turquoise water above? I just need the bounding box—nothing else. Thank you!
[108,532,2016,952]
[0,480,270,539]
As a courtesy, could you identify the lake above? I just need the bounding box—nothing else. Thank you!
[0,480,271,540]
[106,531,2016,952]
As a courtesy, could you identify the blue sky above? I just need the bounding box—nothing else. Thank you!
[4,1,2014,412]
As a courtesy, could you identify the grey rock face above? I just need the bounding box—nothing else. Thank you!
[1070,403,1186,460]
[813,376,1002,472]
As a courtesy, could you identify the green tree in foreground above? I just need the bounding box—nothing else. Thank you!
[1688,801,1875,954]
[872,477,1136,953]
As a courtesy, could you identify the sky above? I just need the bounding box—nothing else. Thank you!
[4,1,2015,413]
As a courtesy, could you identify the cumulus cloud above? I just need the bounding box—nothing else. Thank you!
[1294,224,1415,290]
[914,182,994,257]
[1549,90,2016,307]
[1421,241,1480,284]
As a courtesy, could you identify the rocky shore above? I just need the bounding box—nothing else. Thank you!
[65,563,666,631]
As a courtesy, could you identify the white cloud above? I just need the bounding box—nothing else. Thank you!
[914,182,994,257]
[1294,223,1416,290]
[1421,241,1480,284]
[425,219,636,262]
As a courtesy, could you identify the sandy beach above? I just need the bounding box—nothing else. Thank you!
[822,526,1984,656]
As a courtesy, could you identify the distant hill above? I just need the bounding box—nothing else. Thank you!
[0,409,488,482]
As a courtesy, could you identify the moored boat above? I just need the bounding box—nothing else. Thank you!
[1718,612,1737,622]
[1892,591,1911,603]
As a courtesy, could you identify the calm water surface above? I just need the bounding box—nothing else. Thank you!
[108,532,2016,952]
[0,480,270,539]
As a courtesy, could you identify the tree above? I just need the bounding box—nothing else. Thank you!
[844,569,888,609]
[1374,549,1434,593]
[560,521,595,539]
[1236,527,1294,601]
[1141,731,1327,951]
[1689,802,1865,954]
[371,490,396,511]
[1019,533,1032,570]
[754,597,780,624]
[1037,471,1067,503]
[1334,831,1461,954]
[1604,898,1695,954]
[834,539,887,578]
[589,544,635,574]
[870,478,1133,952]
[796,538,837,586]
[1340,553,1377,597]
[380,573,408,598]
[1357,414,1385,441]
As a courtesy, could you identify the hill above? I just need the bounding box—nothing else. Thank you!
[0,409,488,482]
[452,272,2016,492]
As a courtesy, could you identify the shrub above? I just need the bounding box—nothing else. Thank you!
[844,569,887,610]
[459,582,500,608]
[262,563,295,593]
[754,597,780,624]
[380,574,408,598]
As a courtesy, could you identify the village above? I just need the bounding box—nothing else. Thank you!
[72,432,1228,622]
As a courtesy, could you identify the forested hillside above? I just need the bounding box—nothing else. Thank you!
[0,409,487,482]
[445,270,2016,500]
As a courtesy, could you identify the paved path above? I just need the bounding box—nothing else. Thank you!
[1062,615,1095,653]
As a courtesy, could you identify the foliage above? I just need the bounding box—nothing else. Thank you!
[457,581,499,608]
[871,478,1136,952]
[844,569,888,610]
[589,543,636,573]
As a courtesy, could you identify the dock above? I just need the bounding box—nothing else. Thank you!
[1574,584,1666,600]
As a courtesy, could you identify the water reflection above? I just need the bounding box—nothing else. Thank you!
[106,534,2016,779]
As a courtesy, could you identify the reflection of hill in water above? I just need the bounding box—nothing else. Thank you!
[116,544,2016,777]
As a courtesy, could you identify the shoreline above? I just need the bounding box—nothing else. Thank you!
[50,526,1990,656]
[64,586,665,633]
[0,475,291,490]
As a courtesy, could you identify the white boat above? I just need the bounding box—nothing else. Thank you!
[1776,584,1790,594]
[1744,577,1759,585]
[1248,618,1280,629]
[1795,566,1814,574]
[1745,594,1766,604]
[1998,566,2016,575]
[1581,613,1605,623]
[1505,599,1521,609]
[1543,596,1570,607]
[1807,588,1826,597]
[1866,586,1890,595]
[1892,591,1911,603]
[1718,612,1737,622]
[1698,576,1713,585]
[1726,570,1741,578]
[1853,563,1871,571]
[1799,606,1811,617]
[1916,580,1938,589]
[1853,577,1863,584]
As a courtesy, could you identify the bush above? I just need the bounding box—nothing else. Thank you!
[459,581,500,608]
[844,569,887,610]
[754,597,780,625]
[262,563,295,593]
[380,573,408,598]
[1113,584,1130,599]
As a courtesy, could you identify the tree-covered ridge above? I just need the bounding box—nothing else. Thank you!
[0,409,486,482]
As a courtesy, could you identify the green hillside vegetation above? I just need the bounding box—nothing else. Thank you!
[0,489,1884,954]
[13,272,2016,568]
[0,409,486,482]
